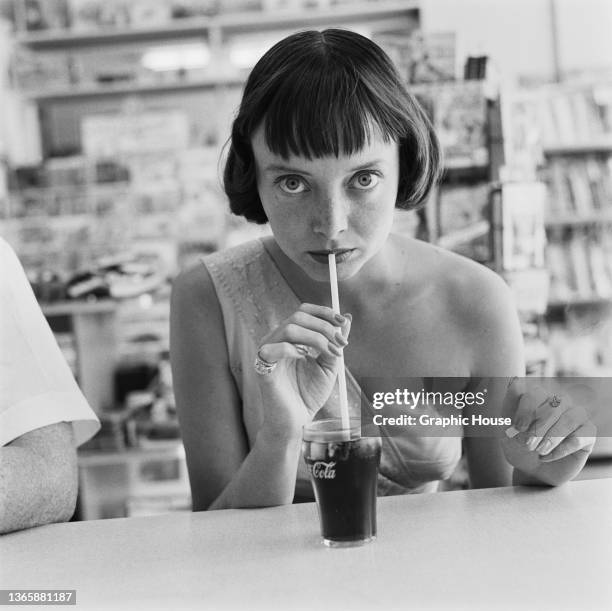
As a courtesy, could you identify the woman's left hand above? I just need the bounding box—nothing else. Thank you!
[501,378,597,485]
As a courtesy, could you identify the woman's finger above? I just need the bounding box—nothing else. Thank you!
[298,303,350,327]
[523,398,573,451]
[288,310,349,347]
[340,313,352,341]
[284,323,344,355]
[259,325,342,363]
[258,340,328,365]
[538,422,597,462]
[535,406,592,456]
[512,385,554,432]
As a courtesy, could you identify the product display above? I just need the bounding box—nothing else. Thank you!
[374,29,456,84]
[416,81,490,168]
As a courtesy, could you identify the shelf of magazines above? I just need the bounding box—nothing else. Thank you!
[490,181,548,303]
[489,180,552,376]
[12,1,418,48]
[21,76,246,102]
[489,177,612,310]
[545,225,612,311]
[8,0,419,100]
[542,140,612,156]
[401,81,503,265]
[541,135,612,310]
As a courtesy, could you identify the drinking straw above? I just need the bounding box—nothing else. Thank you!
[328,254,351,434]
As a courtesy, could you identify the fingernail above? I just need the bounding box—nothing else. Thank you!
[538,438,553,456]
[334,331,348,346]
[335,314,346,324]
[514,419,528,433]
[505,426,520,438]
[526,436,541,451]
[329,342,343,356]
[344,313,352,321]
[296,345,309,356]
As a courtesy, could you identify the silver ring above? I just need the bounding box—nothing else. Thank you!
[254,349,277,375]
[549,395,562,408]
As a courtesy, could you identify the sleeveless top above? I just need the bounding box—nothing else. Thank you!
[202,239,462,499]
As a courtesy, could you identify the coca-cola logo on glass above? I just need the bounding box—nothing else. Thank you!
[308,461,337,479]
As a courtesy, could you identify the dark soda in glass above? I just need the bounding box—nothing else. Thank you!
[303,419,381,547]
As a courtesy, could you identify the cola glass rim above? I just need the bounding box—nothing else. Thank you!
[302,417,362,441]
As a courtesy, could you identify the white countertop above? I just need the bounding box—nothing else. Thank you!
[1,479,611,611]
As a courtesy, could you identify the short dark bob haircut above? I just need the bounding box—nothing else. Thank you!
[224,28,442,224]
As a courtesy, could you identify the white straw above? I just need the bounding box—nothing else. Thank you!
[328,254,351,433]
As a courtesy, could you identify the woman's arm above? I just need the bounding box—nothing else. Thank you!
[0,422,77,534]
[170,264,302,510]
[459,270,526,488]
[460,269,595,487]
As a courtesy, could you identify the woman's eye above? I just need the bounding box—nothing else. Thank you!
[351,172,379,189]
[278,176,307,194]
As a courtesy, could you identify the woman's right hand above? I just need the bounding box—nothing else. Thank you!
[256,304,352,437]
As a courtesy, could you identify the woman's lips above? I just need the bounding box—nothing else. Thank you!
[307,249,355,264]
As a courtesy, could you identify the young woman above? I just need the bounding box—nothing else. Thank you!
[170,29,595,511]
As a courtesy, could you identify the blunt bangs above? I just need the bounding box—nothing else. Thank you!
[261,62,404,160]
[241,29,411,159]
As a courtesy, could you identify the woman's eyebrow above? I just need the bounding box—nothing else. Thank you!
[263,163,312,176]
[263,159,384,174]
[348,159,384,172]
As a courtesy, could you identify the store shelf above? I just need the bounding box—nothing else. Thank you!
[547,296,612,309]
[545,212,612,227]
[15,182,130,196]
[543,140,612,156]
[25,77,245,102]
[15,1,418,49]
[215,1,418,33]
[78,440,184,467]
[42,300,117,317]
[16,17,214,48]
[440,163,490,184]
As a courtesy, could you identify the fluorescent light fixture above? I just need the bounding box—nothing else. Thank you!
[142,43,210,72]
[229,38,276,69]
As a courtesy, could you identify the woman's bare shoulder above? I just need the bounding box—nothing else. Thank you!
[392,236,504,297]
[396,237,523,371]
[171,260,219,312]
[398,237,508,303]
[427,244,523,374]
[170,261,228,364]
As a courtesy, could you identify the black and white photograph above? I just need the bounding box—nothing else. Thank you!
[1,1,611,610]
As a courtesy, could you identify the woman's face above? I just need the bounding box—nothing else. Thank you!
[251,125,400,283]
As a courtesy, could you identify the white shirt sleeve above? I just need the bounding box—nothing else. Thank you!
[0,238,100,447]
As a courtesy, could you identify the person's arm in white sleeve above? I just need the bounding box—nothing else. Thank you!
[0,239,100,534]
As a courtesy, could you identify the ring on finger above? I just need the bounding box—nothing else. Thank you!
[254,348,277,375]
[549,395,562,408]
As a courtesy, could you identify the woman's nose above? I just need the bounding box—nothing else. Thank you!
[311,192,348,239]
